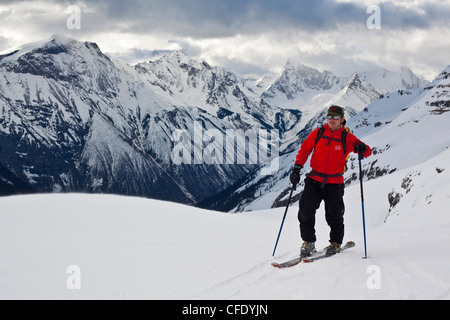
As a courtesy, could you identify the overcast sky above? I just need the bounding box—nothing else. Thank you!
[1,0,449,80]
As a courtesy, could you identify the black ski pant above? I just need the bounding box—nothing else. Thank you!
[298,177,345,244]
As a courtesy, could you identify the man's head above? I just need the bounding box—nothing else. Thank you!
[327,105,344,118]
[327,105,345,131]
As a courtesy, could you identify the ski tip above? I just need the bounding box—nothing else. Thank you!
[271,263,281,268]
[346,241,356,247]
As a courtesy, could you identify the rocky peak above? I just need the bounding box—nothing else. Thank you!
[263,61,340,100]
[5,36,119,92]
[346,73,364,90]
[429,64,450,86]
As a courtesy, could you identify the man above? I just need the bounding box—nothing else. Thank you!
[290,105,372,257]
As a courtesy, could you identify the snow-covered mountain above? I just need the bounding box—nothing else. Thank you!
[0,35,430,208]
[260,61,427,116]
[1,36,193,202]
[0,36,294,204]
[262,60,341,102]
[360,66,429,94]
[0,161,35,195]
[255,61,386,152]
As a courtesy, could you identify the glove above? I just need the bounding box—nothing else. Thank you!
[354,143,367,154]
[290,164,302,185]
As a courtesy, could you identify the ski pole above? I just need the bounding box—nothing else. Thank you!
[272,183,297,257]
[358,154,368,259]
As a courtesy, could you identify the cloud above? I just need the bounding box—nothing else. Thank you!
[75,0,365,38]
[73,0,450,37]
[0,0,449,80]
[2,0,450,39]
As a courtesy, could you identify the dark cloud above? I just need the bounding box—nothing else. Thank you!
[74,0,450,38]
[80,0,365,37]
[3,0,449,40]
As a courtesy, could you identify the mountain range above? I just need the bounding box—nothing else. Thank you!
[1,35,444,212]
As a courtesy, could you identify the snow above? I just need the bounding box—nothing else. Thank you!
[0,39,48,64]
[1,168,450,300]
[359,66,429,94]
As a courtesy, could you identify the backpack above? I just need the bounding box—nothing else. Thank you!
[314,125,351,172]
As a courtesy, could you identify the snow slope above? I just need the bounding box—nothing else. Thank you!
[1,182,449,300]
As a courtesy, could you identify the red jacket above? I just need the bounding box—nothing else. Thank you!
[295,124,372,184]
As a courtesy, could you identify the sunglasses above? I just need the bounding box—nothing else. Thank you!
[327,115,342,120]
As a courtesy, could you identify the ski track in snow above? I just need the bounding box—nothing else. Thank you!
[191,260,274,299]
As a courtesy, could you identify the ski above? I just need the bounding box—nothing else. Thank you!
[271,256,303,269]
[302,241,355,263]
[271,249,321,269]
[271,241,355,268]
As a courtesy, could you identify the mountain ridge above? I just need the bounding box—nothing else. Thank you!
[0,35,438,210]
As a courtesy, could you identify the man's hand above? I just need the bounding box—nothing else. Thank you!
[354,143,367,154]
[290,164,302,185]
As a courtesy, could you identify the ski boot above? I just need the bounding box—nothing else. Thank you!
[300,241,316,258]
[325,242,341,256]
